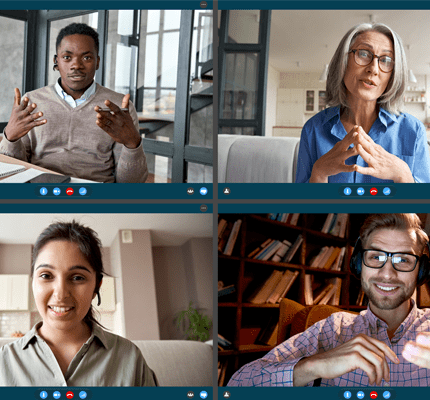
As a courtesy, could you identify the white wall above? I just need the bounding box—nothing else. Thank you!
[110,230,160,340]
[0,244,32,274]
[265,64,280,136]
[152,238,213,340]
[279,71,326,90]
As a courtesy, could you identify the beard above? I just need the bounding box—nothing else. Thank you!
[361,276,415,310]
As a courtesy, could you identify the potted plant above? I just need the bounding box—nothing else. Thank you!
[175,302,212,341]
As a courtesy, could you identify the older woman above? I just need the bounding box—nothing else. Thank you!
[295,23,430,183]
[0,221,157,386]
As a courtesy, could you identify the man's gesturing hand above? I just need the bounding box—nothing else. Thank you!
[4,88,47,142]
[403,333,430,368]
[293,334,400,386]
[95,94,141,149]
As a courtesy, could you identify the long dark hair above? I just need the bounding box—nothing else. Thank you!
[31,220,106,328]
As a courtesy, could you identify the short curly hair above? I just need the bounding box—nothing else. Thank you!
[360,214,429,255]
[56,22,99,54]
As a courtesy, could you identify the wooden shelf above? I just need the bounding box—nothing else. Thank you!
[238,344,275,353]
[219,344,275,356]
[219,302,239,307]
[218,213,360,385]
[242,303,280,308]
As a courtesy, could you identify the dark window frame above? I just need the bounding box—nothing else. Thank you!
[218,10,271,136]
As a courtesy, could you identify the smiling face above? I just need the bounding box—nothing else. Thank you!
[343,30,394,108]
[361,228,420,315]
[55,34,100,100]
[32,240,98,333]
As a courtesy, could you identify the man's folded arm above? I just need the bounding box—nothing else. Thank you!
[114,140,148,183]
[0,128,31,162]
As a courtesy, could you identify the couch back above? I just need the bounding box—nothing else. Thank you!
[218,134,301,183]
[0,338,212,387]
[277,299,358,345]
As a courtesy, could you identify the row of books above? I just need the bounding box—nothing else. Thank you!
[255,316,278,346]
[248,235,303,263]
[218,281,236,298]
[355,288,368,306]
[321,213,348,238]
[218,359,229,386]
[218,333,233,350]
[248,269,300,304]
[267,213,300,225]
[218,219,242,255]
[309,246,346,271]
[304,276,342,306]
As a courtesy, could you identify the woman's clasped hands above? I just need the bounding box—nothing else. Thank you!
[310,126,414,183]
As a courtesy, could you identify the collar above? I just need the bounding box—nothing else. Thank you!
[378,107,399,126]
[21,321,109,350]
[363,299,417,342]
[322,106,399,127]
[55,78,96,104]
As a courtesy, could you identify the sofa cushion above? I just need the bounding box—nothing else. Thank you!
[134,340,212,386]
[219,135,301,183]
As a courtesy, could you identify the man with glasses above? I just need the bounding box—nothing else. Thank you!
[228,214,430,386]
[295,23,430,183]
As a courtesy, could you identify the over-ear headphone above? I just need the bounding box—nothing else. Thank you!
[53,55,58,71]
[350,237,430,286]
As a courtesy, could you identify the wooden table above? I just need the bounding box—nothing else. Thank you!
[0,154,59,182]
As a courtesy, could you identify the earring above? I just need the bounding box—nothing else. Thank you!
[97,292,101,306]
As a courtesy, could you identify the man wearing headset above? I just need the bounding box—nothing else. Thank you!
[228,213,430,386]
[0,23,148,183]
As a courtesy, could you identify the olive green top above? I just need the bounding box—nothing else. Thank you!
[0,322,157,386]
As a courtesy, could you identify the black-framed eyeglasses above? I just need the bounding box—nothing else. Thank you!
[349,49,395,73]
[362,249,419,272]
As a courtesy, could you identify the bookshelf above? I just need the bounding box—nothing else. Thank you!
[218,213,430,385]
[217,213,357,385]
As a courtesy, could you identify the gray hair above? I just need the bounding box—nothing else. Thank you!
[326,23,407,115]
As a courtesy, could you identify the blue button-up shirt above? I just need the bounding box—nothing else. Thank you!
[295,107,430,183]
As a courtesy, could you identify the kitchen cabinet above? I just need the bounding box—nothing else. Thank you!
[92,276,116,312]
[0,275,29,311]
[304,89,327,113]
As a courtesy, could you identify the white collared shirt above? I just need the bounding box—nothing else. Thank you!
[54,78,96,108]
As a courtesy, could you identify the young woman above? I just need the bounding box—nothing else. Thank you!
[0,221,157,386]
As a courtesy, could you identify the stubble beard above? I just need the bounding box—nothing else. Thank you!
[361,277,414,310]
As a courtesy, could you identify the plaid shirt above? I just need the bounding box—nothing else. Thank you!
[228,301,430,387]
